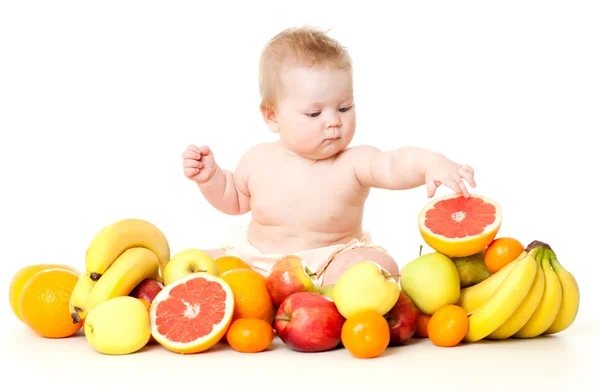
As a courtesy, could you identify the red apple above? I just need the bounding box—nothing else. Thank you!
[266,255,320,308]
[384,290,419,346]
[129,279,164,303]
[274,291,345,353]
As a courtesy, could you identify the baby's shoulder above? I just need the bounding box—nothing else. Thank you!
[336,144,381,165]
[237,142,278,166]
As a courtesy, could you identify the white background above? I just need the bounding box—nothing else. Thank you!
[1,1,599,389]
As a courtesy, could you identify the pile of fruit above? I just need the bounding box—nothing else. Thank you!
[8,193,580,358]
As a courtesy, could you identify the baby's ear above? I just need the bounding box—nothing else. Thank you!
[260,104,279,134]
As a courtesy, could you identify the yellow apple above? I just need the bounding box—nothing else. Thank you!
[333,261,400,319]
[319,284,336,300]
[162,248,218,286]
[84,296,151,355]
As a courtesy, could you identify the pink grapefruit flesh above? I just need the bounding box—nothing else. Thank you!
[418,194,502,257]
[149,273,234,354]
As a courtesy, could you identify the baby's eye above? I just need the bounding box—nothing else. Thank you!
[307,112,321,117]
[339,106,353,113]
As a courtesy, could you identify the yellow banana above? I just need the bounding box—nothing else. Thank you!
[486,247,546,340]
[513,249,562,338]
[544,249,579,334]
[69,272,97,323]
[462,248,538,343]
[85,218,170,280]
[84,247,160,318]
[456,250,526,314]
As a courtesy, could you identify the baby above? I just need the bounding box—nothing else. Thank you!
[181,26,476,285]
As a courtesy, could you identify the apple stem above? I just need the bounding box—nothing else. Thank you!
[308,273,317,277]
[275,315,291,322]
[419,245,423,257]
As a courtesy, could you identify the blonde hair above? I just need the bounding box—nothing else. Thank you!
[259,26,352,110]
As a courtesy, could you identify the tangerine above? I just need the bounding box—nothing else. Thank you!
[484,237,524,273]
[220,269,275,324]
[414,312,432,338]
[341,310,390,359]
[427,304,469,347]
[19,268,82,338]
[226,318,274,353]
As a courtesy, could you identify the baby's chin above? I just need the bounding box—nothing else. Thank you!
[294,143,347,161]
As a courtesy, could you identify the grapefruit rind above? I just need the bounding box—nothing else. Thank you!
[418,194,502,258]
[149,272,234,354]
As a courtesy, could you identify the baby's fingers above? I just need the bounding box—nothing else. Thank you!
[183,167,200,178]
[199,145,213,157]
[445,174,470,198]
[183,159,203,169]
[182,149,201,160]
[458,164,476,187]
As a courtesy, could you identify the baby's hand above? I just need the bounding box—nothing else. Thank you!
[425,157,476,198]
[182,144,217,184]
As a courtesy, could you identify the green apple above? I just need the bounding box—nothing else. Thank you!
[84,296,151,355]
[162,248,218,286]
[399,251,460,315]
[319,284,335,300]
[333,261,400,319]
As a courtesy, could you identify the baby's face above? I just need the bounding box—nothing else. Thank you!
[274,65,356,160]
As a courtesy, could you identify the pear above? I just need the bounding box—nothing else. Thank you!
[333,261,400,319]
[399,252,460,315]
[84,296,151,355]
[451,251,492,288]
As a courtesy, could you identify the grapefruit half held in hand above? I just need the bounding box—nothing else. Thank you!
[418,194,502,257]
[149,273,234,354]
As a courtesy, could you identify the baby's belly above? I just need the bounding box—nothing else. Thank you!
[246,219,363,254]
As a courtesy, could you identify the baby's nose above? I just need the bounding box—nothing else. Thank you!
[326,114,342,128]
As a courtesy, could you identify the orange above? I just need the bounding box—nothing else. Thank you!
[9,264,80,322]
[150,273,235,354]
[215,255,252,275]
[220,269,275,324]
[414,311,432,338]
[484,237,525,273]
[341,310,390,359]
[226,318,274,353]
[427,304,469,347]
[418,194,502,257]
[137,298,151,311]
[19,268,83,338]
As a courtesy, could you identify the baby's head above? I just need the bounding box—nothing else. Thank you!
[259,26,356,160]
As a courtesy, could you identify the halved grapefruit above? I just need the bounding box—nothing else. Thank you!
[149,273,234,354]
[418,194,502,258]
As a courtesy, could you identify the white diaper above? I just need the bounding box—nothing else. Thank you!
[221,225,382,283]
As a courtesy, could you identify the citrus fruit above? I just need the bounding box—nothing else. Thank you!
[341,310,390,359]
[220,268,276,324]
[484,237,525,273]
[414,312,432,338]
[226,318,274,353]
[418,194,502,257]
[427,304,469,347]
[19,268,82,338]
[215,255,252,275]
[149,273,234,354]
[9,263,80,322]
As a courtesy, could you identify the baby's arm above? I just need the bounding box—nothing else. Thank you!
[353,145,450,191]
[197,149,252,215]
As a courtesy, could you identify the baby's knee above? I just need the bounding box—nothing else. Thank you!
[320,247,399,286]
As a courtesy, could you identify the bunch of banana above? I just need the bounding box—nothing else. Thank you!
[456,240,579,343]
[69,218,171,323]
